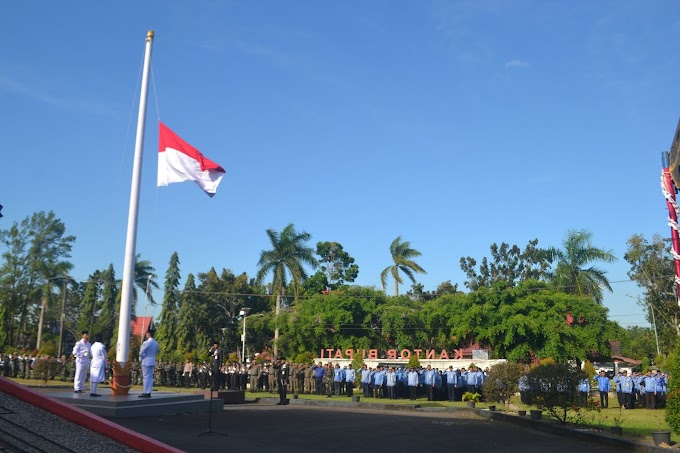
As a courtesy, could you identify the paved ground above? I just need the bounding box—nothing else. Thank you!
[114,403,625,453]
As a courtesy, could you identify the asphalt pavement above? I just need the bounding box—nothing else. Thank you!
[113,402,629,453]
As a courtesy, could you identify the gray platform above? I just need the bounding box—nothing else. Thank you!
[50,390,222,418]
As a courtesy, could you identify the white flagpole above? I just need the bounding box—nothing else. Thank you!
[116,30,154,366]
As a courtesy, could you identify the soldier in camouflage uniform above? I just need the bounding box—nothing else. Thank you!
[248,362,260,392]
[304,363,314,394]
[324,362,335,397]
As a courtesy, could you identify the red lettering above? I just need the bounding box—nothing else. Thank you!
[344,349,354,359]
[452,349,463,360]
[414,349,422,358]
[400,349,411,359]
[368,349,378,359]
[334,349,343,359]
[326,349,334,358]
[320,349,324,359]
[426,349,435,360]
[387,349,397,359]
[439,350,450,360]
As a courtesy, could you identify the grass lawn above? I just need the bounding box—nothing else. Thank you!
[9,378,673,444]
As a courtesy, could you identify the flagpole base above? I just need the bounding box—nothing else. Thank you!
[111,360,133,396]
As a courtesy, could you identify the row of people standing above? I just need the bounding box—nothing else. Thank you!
[589,369,667,409]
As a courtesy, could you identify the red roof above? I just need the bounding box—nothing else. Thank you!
[130,317,154,337]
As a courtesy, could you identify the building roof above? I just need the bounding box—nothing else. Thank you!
[130,316,155,337]
[612,355,642,366]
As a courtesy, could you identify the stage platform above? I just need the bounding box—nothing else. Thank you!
[51,390,222,418]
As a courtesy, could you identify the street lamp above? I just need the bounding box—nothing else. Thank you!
[57,278,68,359]
[141,275,152,343]
[239,308,251,363]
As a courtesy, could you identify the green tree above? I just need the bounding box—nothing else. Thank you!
[175,274,202,355]
[380,236,427,296]
[625,233,680,340]
[460,239,551,291]
[445,281,612,362]
[0,211,75,349]
[547,229,616,304]
[315,241,359,290]
[155,252,182,355]
[95,265,118,347]
[256,224,317,357]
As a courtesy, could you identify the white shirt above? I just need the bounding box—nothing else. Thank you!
[72,339,92,363]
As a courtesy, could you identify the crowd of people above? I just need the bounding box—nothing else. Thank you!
[589,369,668,410]
[1,347,671,410]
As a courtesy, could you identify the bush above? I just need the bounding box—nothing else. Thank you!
[525,362,583,424]
[483,362,525,405]
[407,355,421,369]
[665,345,680,434]
[32,358,62,384]
[351,354,365,372]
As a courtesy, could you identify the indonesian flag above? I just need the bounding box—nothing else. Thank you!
[157,122,226,197]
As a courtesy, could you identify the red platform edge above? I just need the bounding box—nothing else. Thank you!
[0,377,184,453]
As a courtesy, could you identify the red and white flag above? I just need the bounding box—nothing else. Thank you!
[157,122,226,197]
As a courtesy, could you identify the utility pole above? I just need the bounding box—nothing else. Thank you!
[57,278,67,358]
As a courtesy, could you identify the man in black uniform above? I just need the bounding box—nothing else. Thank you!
[209,341,223,392]
[274,357,290,405]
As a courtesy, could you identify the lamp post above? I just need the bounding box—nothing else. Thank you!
[140,275,152,342]
[57,278,67,358]
[239,308,251,363]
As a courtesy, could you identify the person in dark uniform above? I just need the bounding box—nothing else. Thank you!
[274,357,290,405]
[209,341,223,392]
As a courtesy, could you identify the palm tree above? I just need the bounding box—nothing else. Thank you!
[381,236,427,296]
[547,229,617,304]
[256,224,317,357]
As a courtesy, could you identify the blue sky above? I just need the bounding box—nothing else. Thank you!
[2,1,678,328]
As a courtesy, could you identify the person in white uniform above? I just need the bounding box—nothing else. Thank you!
[139,329,159,398]
[71,331,91,393]
[89,334,106,397]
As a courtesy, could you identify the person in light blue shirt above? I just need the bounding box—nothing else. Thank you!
[578,376,590,406]
[373,366,385,398]
[655,372,666,408]
[445,366,458,402]
[386,367,397,399]
[642,370,656,409]
[423,365,435,401]
[594,370,610,408]
[360,365,371,397]
[613,372,623,408]
[345,364,356,397]
[621,371,633,409]
[333,364,344,395]
[466,366,478,394]
[313,362,325,395]
[434,370,443,400]
[406,368,419,401]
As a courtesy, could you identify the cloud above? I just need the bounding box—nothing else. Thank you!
[504,59,530,69]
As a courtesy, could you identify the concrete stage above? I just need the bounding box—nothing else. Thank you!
[51,390,222,418]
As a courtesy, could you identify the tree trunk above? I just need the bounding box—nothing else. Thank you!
[274,293,281,359]
[394,279,399,297]
[36,294,47,350]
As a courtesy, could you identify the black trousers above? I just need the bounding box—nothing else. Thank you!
[409,385,417,400]
[599,390,608,408]
[278,381,287,403]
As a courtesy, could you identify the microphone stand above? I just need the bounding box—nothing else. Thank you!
[199,364,227,437]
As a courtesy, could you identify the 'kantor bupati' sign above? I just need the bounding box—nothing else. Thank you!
[319,348,481,360]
